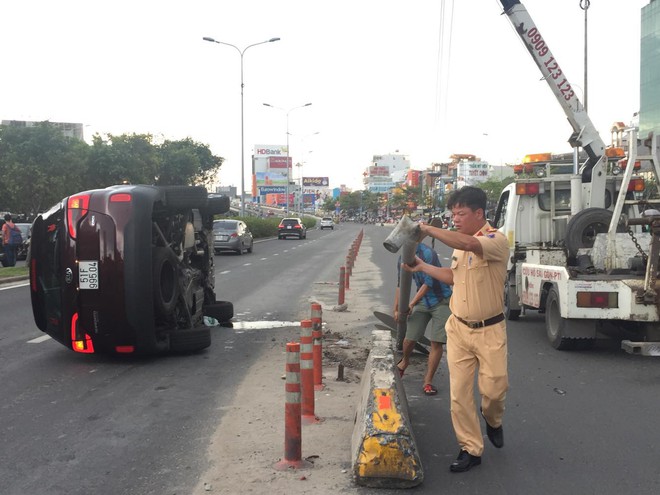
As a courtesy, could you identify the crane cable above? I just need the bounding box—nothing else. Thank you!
[435,0,455,133]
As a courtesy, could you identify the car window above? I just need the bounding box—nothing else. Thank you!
[214,221,238,231]
[282,219,300,226]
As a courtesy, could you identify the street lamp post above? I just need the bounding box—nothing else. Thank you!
[203,35,280,217]
[262,102,312,214]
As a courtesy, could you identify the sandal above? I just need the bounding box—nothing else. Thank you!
[396,359,406,377]
[423,383,438,396]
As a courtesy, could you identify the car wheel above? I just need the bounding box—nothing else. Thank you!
[247,242,253,253]
[152,247,180,316]
[236,245,243,255]
[205,195,230,215]
[161,186,208,209]
[204,300,234,322]
[168,326,211,353]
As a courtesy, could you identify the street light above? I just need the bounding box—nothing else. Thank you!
[203,35,280,217]
[262,102,312,214]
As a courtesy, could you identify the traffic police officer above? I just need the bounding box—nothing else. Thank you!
[402,186,509,473]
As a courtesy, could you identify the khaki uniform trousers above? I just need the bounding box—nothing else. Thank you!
[446,314,508,457]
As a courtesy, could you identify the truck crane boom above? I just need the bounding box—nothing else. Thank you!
[499,0,607,208]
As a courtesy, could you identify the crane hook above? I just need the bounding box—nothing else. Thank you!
[579,0,591,11]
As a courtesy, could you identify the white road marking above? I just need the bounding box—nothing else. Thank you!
[219,270,230,274]
[242,263,252,266]
[0,282,29,291]
[28,335,51,344]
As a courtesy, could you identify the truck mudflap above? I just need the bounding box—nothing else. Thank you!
[621,340,660,357]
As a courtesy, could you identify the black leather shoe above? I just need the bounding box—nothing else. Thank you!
[449,449,481,473]
[482,411,504,448]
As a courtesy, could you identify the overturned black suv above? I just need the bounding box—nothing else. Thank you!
[29,184,233,355]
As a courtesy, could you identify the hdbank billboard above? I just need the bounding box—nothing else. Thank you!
[303,177,329,187]
[254,144,288,156]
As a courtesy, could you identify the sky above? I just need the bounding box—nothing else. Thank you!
[0,0,650,192]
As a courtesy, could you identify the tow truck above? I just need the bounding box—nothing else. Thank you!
[493,0,660,355]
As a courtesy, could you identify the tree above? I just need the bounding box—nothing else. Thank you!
[86,133,160,188]
[157,138,224,187]
[0,122,88,218]
[476,176,515,210]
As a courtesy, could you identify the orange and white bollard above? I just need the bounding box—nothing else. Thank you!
[274,342,311,470]
[300,319,321,424]
[311,303,324,391]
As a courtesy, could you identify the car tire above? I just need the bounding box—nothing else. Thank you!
[152,247,179,316]
[204,300,234,322]
[161,186,208,210]
[247,242,253,253]
[205,195,230,215]
[168,326,212,353]
[236,245,243,255]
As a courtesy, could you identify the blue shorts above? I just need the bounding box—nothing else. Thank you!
[405,300,450,343]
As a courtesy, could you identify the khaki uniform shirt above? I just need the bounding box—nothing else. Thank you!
[449,223,509,321]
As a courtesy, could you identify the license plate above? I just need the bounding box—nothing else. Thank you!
[216,235,229,241]
[287,226,292,229]
[79,261,99,290]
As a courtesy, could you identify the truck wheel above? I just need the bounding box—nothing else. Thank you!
[546,288,575,350]
[504,276,520,321]
[565,208,624,258]
[168,326,211,353]
[153,247,179,316]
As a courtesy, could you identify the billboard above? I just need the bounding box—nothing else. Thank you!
[269,156,291,169]
[256,171,288,186]
[259,186,287,194]
[303,177,329,187]
[254,144,288,156]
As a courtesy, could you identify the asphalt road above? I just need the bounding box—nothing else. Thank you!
[0,223,366,495]
[3,222,660,494]
[364,227,660,495]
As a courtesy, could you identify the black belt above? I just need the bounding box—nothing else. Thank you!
[455,313,505,329]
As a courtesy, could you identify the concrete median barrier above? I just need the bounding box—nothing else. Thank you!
[351,329,423,488]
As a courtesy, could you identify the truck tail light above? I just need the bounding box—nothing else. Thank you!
[576,292,618,308]
[628,179,645,192]
[516,183,540,195]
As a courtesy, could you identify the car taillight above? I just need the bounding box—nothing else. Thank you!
[67,194,90,239]
[110,193,132,202]
[278,223,284,229]
[115,346,135,353]
[71,312,95,353]
[30,257,37,292]
[294,224,301,229]
[230,232,238,238]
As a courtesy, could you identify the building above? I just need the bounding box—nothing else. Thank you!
[1,120,85,140]
[363,152,410,193]
[640,0,660,136]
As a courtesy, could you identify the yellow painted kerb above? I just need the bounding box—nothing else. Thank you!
[371,388,402,432]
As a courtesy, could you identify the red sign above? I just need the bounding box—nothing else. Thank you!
[269,156,291,169]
